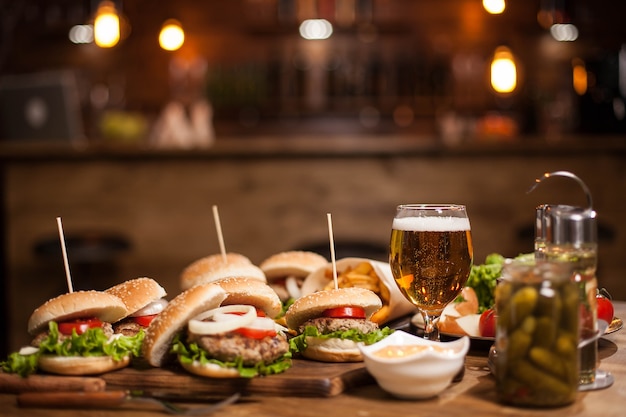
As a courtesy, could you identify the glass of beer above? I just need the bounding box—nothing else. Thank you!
[389,204,473,341]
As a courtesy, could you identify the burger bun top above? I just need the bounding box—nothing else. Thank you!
[260,251,327,281]
[180,253,266,290]
[213,276,283,318]
[285,287,382,330]
[105,277,167,316]
[28,290,129,335]
[142,283,227,367]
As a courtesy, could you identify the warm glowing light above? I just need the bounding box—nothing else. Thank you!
[490,47,517,94]
[69,25,94,44]
[483,0,505,14]
[299,19,333,40]
[550,24,578,42]
[159,20,185,51]
[94,1,120,48]
[572,59,587,95]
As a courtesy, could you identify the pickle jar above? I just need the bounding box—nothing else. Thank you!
[495,259,579,407]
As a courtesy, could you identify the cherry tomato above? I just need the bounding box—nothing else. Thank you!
[597,294,614,324]
[478,308,496,338]
[133,314,158,327]
[233,327,277,339]
[58,317,103,335]
[322,306,366,319]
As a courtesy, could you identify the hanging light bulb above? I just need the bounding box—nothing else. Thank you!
[94,1,120,48]
[159,19,185,51]
[490,46,517,94]
[299,19,333,40]
[483,0,506,14]
[572,58,587,95]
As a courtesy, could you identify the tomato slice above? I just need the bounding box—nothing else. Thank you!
[133,314,158,327]
[322,306,366,319]
[58,317,103,335]
[233,327,277,339]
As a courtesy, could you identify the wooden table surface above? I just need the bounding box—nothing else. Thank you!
[2,301,625,417]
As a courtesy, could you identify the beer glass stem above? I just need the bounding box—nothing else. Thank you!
[422,312,440,341]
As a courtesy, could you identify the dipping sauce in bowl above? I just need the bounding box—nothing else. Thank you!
[373,344,456,359]
[358,330,470,399]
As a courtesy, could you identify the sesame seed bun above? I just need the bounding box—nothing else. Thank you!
[180,253,266,290]
[298,338,364,363]
[260,251,328,280]
[27,291,129,335]
[213,276,283,318]
[105,277,167,315]
[38,355,131,375]
[142,283,227,367]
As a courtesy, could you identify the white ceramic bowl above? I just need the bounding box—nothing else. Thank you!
[358,330,470,399]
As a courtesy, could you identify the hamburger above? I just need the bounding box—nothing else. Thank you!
[259,251,327,302]
[300,258,418,326]
[5,290,142,376]
[285,287,393,362]
[143,279,292,378]
[180,252,266,290]
[105,277,168,336]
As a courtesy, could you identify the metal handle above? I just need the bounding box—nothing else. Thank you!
[527,170,593,210]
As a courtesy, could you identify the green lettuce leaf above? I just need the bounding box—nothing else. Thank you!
[172,334,292,378]
[463,252,533,312]
[289,325,393,355]
[39,321,144,361]
[1,351,40,377]
[1,321,145,377]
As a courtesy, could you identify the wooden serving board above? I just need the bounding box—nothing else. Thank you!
[101,360,374,397]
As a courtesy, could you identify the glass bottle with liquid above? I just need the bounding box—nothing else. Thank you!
[531,172,598,387]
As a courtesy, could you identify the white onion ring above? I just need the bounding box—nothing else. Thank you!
[131,298,168,317]
[188,305,256,335]
[285,275,301,299]
[19,346,39,356]
[250,316,278,331]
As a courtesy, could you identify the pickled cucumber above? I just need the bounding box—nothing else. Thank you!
[554,332,577,358]
[528,347,570,379]
[495,263,579,407]
[498,286,538,332]
[533,316,557,348]
[506,328,532,360]
[511,360,576,405]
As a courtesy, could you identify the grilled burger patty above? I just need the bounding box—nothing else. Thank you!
[188,332,289,366]
[113,319,145,337]
[298,317,380,335]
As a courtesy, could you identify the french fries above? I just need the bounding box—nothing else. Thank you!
[322,262,391,324]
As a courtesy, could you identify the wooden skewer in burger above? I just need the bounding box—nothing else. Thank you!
[21,218,144,376]
[179,206,266,291]
[284,214,393,362]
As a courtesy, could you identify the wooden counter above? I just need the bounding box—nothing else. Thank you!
[1,301,625,417]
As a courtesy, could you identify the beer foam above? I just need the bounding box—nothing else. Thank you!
[393,216,471,232]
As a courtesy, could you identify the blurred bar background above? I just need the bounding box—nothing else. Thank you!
[1,0,625,357]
